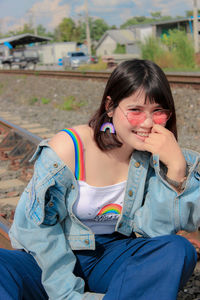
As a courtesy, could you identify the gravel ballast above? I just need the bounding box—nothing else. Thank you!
[0,74,199,299]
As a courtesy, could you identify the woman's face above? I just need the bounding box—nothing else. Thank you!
[109,89,169,151]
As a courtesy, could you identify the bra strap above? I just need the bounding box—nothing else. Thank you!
[60,128,85,181]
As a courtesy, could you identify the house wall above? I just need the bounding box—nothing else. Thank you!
[96,35,117,56]
[126,43,141,55]
[36,43,77,64]
[138,27,154,42]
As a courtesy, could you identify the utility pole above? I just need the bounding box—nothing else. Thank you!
[85,0,91,55]
[193,0,199,53]
[28,8,37,35]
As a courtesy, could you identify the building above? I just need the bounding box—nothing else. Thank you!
[0,33,51,58]
[96,29,137,56]
[36,42,77,65]
[95,17,200,57]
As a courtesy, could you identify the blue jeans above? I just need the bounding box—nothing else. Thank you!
[0,233,197,300]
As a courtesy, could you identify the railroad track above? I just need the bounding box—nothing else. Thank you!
[0,114,200,299]
[0,114,199,256]
[0,69,200,88]
[0,113,56,248]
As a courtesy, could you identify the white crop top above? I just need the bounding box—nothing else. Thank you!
[73,180,126,234]
[61,128,126,235]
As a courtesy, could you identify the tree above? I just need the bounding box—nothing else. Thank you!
[36,24,47,36]
[120,15,173,29]
[54,18,78,42]
[150,12,162,19]
[91,19,110,41]
[186,10,200,17]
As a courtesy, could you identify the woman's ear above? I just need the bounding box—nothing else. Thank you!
[105,96,114,117]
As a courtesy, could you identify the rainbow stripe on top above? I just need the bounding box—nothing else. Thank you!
[61,128,85,181]
[97,204,122,215]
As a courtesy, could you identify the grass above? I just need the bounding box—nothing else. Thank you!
[41,97,51,104]
[78,59,107,72]
[0,83,4,95]
[29,97,38,105]
[58,95,86,111]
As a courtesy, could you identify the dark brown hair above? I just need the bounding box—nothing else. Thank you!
[89,59,177,151]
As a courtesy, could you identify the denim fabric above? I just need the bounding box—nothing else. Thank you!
[0,234,197,300]
[9,140,200,299]
[74,233,197,300]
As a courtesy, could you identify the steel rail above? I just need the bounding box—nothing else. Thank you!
[0,118,42,249]
[0,117,200,257]
[1,69,200,86]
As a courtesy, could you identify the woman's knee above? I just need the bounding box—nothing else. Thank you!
[158,234,197,267]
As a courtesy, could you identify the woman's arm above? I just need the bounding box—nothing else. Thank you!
[9,141,104,300]
[133,149,200,237]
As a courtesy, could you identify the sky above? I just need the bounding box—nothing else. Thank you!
[0,0,198,34]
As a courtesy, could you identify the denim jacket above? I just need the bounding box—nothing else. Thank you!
[9,140,200,300]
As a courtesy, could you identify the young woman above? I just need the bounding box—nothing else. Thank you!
[0,59,199,300]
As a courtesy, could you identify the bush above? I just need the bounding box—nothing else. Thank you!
[114,43,126,54]
[141,29,196,70]
[162,29,195,68]
[141,36,164,61]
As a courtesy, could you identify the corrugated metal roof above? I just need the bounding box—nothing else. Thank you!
[128,17,200,28]
[96,29,135,49]
[0,33,51,47]
[106,30,135,44]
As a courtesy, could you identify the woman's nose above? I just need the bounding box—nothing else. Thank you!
[140,113,154,127]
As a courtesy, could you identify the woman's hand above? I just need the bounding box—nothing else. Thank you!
[143,124,186,182]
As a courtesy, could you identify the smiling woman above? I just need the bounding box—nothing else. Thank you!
[0,59,199,300]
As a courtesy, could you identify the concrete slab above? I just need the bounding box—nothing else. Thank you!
[29,127,49,133]
[0,179,24,189]
[0,169,7,176]
[0,197,19,206]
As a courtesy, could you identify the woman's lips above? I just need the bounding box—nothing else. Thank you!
[132,130,150,141]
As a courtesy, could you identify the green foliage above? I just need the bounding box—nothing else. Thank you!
[29,97,38,105]
[58,96,85,111]
[141,36,164,61]
[120,14,172,29]
[0,83,4,95]
[78,58,107,71]
[185,10,200,17]
[41,97,51,104]
[141,29,196,70]
[114,43,126,54]
[162,29,195,68]
[36,24,53,38]
[150,12,162,19]
[54,18,76,42]
[91,19,110,41]
[54,17,110,43]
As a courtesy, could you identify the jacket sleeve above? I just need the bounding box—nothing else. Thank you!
[9,144,104,300]
[133,151,200,237]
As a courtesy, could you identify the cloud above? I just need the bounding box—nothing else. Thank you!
[132,0,192,16]
[120,8,134,23]
[1,16,27,33]
[74,4,86,15]
[92,0,130,6]
[29,0,71,29]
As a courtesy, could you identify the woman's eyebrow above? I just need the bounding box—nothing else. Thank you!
[126,104,162,108]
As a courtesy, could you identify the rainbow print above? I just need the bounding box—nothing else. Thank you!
[61,128,85,181]
[97,204,122,215]
[100,122,115,133]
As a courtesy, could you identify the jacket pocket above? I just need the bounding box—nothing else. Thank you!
[25,176,56,225]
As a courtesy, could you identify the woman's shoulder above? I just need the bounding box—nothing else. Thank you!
[48,124,93,167]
